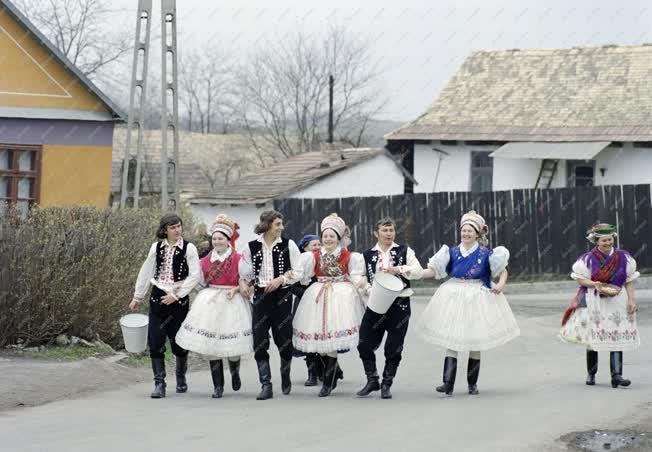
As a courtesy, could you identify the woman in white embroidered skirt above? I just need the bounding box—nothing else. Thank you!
[292,213,366,397]
[175,215,253,398]
[417,210,520,396]
[559,222,640,388]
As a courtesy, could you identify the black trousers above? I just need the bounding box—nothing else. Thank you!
[147,286,190,359]
[252,287,294,362]
[357,297,411,368]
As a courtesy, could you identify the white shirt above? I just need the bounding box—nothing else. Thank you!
[134,239,200,300]
[370,242,423,296]
[458,241,479,257]
[239,236,301,286]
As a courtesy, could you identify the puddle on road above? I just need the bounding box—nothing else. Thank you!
[561,430,651,451]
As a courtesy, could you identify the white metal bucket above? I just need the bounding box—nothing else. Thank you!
[119,313,149,353]
[367,272,404,314]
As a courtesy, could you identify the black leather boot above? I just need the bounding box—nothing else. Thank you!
[281,358,292,395]
[175,355,188,393]
[150,358,166,399]
[380,362,398,399]
[209,360,224,399]
[356,360,380,397]
[332,362,344,389]
[256,360,273,400]
[610,351,631,388]
[586,350,598,386]
[228,359,241,391]
[467,357,480,395]
[435,356,457,395]
[318,356,338,397]
[304,354,319,386]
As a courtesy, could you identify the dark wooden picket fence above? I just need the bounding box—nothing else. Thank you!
[274,184,652,278]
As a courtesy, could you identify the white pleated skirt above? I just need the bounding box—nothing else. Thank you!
[175,286,253,358]
[292,280,365,354]
[417,278,520,351]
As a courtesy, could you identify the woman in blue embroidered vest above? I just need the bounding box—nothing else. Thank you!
[559,223,640,388]
[292,213,366,397]
[417,210,520,396]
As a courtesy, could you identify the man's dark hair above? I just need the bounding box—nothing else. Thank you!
[254,210,283,234]
[375,216,396,231]
[156,213,183,239]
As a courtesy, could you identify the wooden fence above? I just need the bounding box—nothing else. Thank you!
[274,184,652,277]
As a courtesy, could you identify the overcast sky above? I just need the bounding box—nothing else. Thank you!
[109,0,652,122]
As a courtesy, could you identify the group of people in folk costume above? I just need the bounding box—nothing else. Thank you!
[130,210,640,400]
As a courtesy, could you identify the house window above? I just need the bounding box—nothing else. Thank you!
[566,160,595,187]
[470,151,493,192]
[0,145,41,216]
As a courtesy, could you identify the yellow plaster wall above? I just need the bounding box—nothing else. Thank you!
[0,7,110,113]
[39,145,112,207]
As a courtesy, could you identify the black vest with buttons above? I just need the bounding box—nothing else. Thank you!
[363,244,410,288]
[248,237,291,279]
[154,240,190,282]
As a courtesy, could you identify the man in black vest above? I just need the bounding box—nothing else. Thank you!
[239,210,301,400]
[357,217,423,399]
[130,214,200,398]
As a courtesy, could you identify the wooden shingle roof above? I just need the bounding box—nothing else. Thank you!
[387,45,652,142]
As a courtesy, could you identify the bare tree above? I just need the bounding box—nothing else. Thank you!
[179,47,236,134]
[236,25,386,158]
[15,0,131,81]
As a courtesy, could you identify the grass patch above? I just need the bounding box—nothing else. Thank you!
[118,347,174,368]
[24,345,115,361]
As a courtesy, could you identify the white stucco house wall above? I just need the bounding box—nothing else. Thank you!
[386,45,652,192]
[182,148,413,248]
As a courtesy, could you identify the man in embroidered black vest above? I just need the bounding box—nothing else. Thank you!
[239,210,302,400]
[130,214,201,398]
[357,217,423,399]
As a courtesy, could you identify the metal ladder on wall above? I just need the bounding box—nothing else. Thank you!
[535,159,559,189]
[119,0,179,209]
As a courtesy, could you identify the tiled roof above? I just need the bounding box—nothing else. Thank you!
[387,45,652,142]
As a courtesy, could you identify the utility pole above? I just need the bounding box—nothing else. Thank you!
[160,0,180,210]
[120,0,179,210]
[328,74,334,144]
[120,0,152,208]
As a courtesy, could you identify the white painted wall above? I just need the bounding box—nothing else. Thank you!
[414,142,505,192]
[493,157,567,190]
[414,143,470,192]
[595,143,652,186]
[190,202,273,251]
[288,154,404,198]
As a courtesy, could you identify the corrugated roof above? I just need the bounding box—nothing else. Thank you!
[387,45,652,142]
[185,148,385,204]
[0,0,126,121]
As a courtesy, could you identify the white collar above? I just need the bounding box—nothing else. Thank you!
[372,242,398,253]
[321,246,342,257]
[459,241,479,257]
[210,247,232,263]
[163,238,183,249]
[258,235,282,249]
